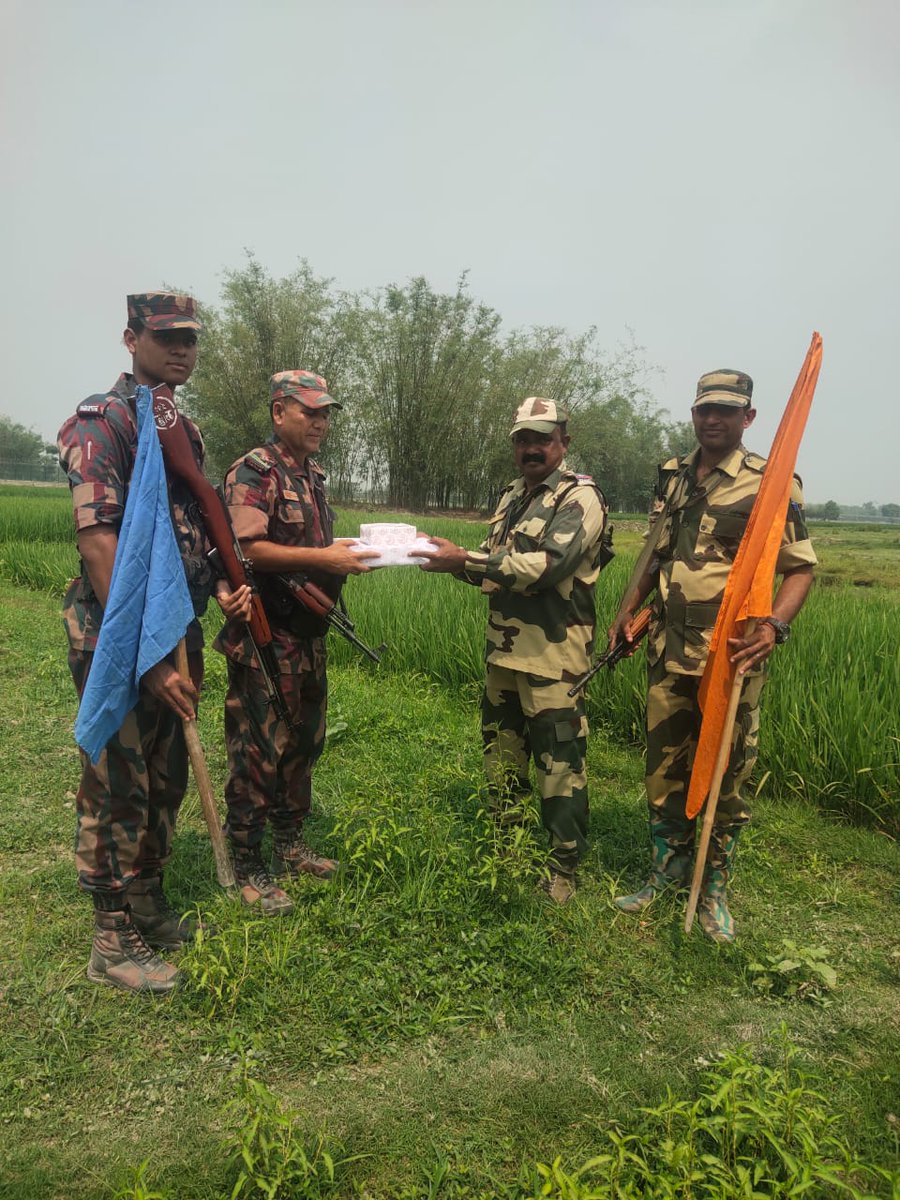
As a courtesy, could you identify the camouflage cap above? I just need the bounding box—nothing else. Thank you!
[693,369,753,409]
[510,396,569,435]
[127,292,202,332]
[269,370,342,410]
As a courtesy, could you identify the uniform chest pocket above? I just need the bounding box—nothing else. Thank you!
[276,497,309,541]
[277,496,306,523]
[512,528,542,553]
[695,510,748,561]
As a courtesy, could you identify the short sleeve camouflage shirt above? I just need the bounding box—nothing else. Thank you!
[57,373,213,653]
[647,445,817,676]
[462,464,609,681]
[213,438,333,674]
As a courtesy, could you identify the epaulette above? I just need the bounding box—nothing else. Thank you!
[76,395,112,418]
[656,460,681,494]
[244,449,275,475]
[744,453,767,473]
[557,473,608,509]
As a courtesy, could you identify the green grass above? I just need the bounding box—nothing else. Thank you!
[808,521,900,590]
[0,492,898,830]
[0,582,898,1198]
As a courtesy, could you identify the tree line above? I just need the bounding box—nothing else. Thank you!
[184,258,695,511]
[0,416,61,482]
[806,501,900,522]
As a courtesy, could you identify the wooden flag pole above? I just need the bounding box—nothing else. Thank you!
[683,640,752,934]
[175,639,235,889]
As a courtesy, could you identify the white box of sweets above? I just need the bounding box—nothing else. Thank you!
[350,523,434,567]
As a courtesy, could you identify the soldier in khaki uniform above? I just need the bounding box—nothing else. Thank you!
[57,293,250,994]
[215,371,376,915]
[609,369,816,941]
[420,398,609,904]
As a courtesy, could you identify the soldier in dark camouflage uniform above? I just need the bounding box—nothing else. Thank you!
[57,292,250,994]
[609,369,816,941]
[420,398,609,904]
[215,371,376,915]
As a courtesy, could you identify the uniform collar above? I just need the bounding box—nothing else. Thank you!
[686,444,746,480]
[269,435,324,479]
[110,372,138,402]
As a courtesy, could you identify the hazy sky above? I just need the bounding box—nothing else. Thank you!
[3,0,898,503]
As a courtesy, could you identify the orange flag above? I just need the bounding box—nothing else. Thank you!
[684,333,823,820]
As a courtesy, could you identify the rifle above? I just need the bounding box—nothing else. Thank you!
[149,384,293,730]
[566,606,652,697]
[273,573,387,664]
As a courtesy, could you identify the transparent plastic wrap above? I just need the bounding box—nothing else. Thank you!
[350,522,433,568]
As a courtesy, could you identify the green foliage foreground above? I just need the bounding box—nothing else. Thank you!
[0,583,898,1198]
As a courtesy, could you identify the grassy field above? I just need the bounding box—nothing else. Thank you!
[0,488,897,830]
[0,485,898,1197]
[0,583,898,1198]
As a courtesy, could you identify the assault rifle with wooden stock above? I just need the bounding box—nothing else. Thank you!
[270,573,386,664]
[149,384,293,730]
[566,606,652,697]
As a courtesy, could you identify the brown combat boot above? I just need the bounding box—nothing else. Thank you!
[272,832,339,880]
[87,906,181,995]
[233,848,294,916]
[129,875,203,951]
[540,869,577,906]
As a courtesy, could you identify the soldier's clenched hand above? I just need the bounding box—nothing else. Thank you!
[142,661,199,721]
[607,611,636,655]
[728,622,777,674]
[215,582,252,621]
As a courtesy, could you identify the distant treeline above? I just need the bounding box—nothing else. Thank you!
[807,500,900,521]
[184,258,695,511]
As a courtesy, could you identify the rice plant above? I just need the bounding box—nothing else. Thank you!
[1,491,897,827]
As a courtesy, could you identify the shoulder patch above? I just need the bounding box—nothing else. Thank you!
[244,450,275,475]
[76,395,112,418]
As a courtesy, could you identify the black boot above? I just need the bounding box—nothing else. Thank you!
[128,874,203,951]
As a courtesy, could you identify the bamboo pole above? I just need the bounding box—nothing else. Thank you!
[175,640,235,889]
[683,662,748,934]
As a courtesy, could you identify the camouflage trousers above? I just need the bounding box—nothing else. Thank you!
[645,657,766,826]
[482,663,589,874]
[223,652,327,852]
[67,648,203,898]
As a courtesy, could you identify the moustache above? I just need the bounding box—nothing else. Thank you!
[522,453,545,464]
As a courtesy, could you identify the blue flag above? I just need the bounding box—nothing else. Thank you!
[75,385,197,763]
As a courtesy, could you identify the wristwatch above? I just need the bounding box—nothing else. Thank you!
[761,616,791,644]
